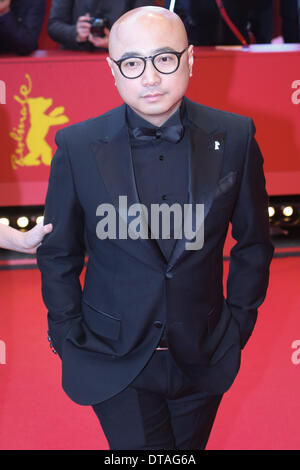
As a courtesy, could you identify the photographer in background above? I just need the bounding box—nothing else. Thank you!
[48,0,155,52]
[0,0,47,55]
[164,0,273,46]
[280,0,300,43]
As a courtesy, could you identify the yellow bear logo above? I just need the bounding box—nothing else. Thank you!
[23,97,68,166]
[10,74,69,169]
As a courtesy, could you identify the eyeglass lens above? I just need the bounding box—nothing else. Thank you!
[121,52,179,78]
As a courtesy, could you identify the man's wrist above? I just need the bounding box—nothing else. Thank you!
[76,34,87,43]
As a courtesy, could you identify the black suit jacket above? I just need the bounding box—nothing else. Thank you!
[48,0,155,51]
[37,97,274,405]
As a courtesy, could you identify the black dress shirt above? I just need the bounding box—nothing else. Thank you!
[126,101,189,261]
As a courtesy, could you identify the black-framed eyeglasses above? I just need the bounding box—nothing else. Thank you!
[110,47,189,79]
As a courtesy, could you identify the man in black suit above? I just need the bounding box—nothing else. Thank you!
[280,0,300,43]
[48,0,155,51]
[37,6,273,450]
[0,0,46,55]
[164,0,274,46]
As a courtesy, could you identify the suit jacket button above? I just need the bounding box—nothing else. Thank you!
[153,321,163,328]
[165,272,173,279]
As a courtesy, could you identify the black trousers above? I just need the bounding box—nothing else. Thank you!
[92,349,222,450]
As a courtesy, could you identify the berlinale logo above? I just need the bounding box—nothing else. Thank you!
[9,74,69,169]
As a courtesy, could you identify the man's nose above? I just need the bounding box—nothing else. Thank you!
[141,59,161,86]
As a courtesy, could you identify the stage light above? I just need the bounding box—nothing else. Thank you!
[36,216,44,225]
[0,217,10,226]
[268,206,275,217]
[17,216,29,228]
[282,206,294,217]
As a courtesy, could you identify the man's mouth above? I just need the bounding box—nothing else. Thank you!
[141,92,164,102]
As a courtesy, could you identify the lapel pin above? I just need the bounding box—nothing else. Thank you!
[214,140,220,151]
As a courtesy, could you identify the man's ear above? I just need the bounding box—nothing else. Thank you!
[106,57,116,79]
[188,45,194,77]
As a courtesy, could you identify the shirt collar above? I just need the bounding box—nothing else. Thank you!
[126,99,186,131]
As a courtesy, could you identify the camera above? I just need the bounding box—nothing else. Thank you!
[89,17,110,37]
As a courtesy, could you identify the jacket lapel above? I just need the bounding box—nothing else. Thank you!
[91,105,166,269]
[166,99,226,271]
[91,100,226,271]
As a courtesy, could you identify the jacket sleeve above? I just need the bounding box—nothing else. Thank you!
[226,118,274,349]
[0,0,47,55]
[37,129,85,358]
[47,0,81,50]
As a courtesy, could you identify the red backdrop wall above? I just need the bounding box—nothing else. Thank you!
[0,45,300,207]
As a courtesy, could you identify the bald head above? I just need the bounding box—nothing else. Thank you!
[106,6,193,127]
[108,6,188,57]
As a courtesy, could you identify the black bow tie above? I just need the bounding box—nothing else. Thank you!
[131,124,184,143]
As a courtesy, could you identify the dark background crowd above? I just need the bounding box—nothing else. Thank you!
[0,0,299,56]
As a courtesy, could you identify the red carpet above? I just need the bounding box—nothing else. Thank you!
[0,255,299,450]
